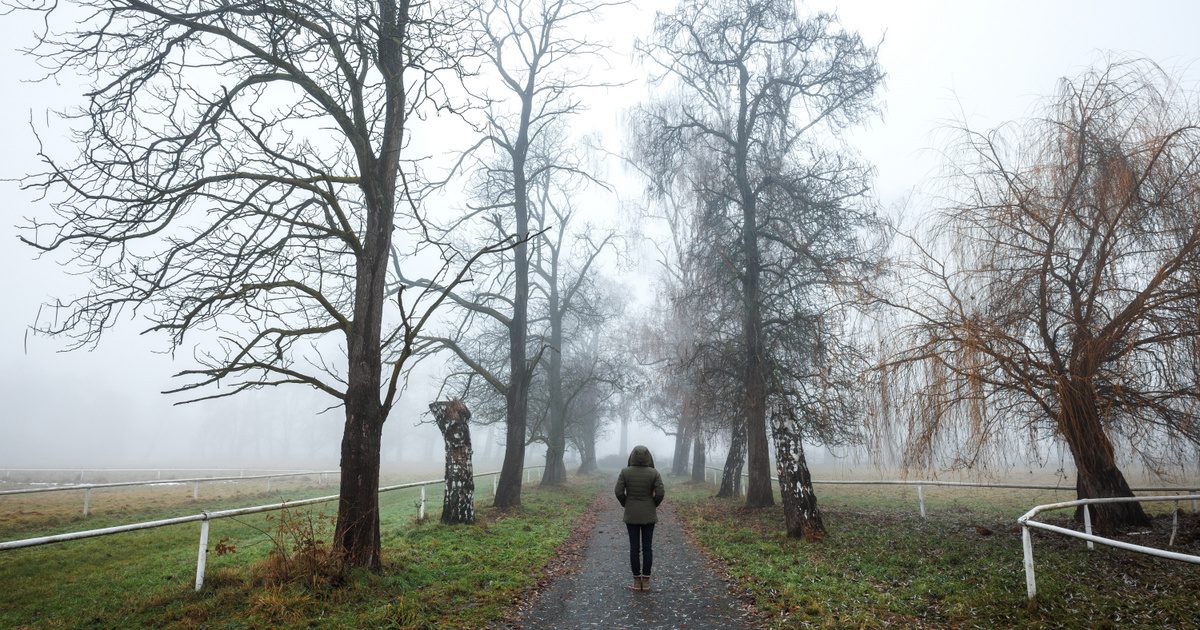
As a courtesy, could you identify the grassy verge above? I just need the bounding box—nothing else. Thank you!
[670,480,1199,629]
[1,476,602,629]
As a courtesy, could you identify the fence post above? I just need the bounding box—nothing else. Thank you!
[1082,504,1093,550]
[492,474,498,497]
[917,485,926,518]
[194,518,210,591]
[267,477,272,493]
[420,486,426,520]
[193,482,199,501]
[1191,491,1197,514]
[83,488,91,518]
[1021,525,1037,608]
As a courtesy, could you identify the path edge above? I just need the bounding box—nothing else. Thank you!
[671,488,771,628]
[495,489,608,628]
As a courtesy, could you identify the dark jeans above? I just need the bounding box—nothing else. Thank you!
[626,523,655,576]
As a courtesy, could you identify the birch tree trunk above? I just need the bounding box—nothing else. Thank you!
[431,400,475,525]
[770,405,824,540]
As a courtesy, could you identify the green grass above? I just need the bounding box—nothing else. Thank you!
[670,480,1200,629]
[0,477,602,629]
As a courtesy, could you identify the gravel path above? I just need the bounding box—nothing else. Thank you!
[516,490,754,629]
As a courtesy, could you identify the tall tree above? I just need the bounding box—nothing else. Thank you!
[16,0,515,568]
[879,59,1200,531]
[637,0,883,508]
[412,0,620,507]
[529,166,615,485]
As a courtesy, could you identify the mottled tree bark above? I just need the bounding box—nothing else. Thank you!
[431,400,475,525]
[770,405,824,540]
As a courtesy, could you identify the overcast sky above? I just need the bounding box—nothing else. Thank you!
[1,1,1198,469]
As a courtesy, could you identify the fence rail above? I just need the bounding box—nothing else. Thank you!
[1,466,543,591]
[1,468,313,484]
[0,470,339,517]
[1018,494,1200,606]
[701,466,1200,517]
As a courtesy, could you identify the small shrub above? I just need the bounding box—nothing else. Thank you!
[251,509,346,590]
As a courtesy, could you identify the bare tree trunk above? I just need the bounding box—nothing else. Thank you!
[432,400,475,525]
[718,419,747,497]
[672,397,693,476]
[578,418,598,475]
[734,64,773,509]
[770,405,824,540]
[496,101,532,508]
[1057,377,1149,532]
[333,0,409,568]
[335,407,384,569]
[542,278,568,485]
[691,434,706,482]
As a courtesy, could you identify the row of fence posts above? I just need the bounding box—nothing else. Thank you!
[1,469,253,484]
[78,473,301,518]
[30,467,531,520]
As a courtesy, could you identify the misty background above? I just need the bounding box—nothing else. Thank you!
[2,0,1199,472]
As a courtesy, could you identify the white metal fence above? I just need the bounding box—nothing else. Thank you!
[1,468,312,484]
[702,467,1199,518]
[1018,494,1200,606]
[0,470,339,517]
[0,466,544,591]
[704,466,1199,606]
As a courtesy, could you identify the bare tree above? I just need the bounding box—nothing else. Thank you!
[880,59,1200,531]
[637,0,883,508]
[411,0,620,507]
[14,0,520,568]
[559,276,628,473]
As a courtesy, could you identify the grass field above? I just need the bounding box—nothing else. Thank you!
[0,475,602,629]
[670,480,1200,629]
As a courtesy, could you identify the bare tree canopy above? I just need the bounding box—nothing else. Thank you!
[15,0,520,568]
[880,58,1200,531]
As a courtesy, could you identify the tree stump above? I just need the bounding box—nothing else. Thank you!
[429,400,475,525]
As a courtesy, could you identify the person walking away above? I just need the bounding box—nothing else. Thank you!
[615,445,664,592]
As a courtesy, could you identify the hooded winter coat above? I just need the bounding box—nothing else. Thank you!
[615,445,665,524]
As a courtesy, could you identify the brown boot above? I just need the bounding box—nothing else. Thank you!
[628,576,642,591]
[640,575,650,592]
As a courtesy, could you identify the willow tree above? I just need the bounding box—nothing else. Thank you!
[15,0,513,569]
[638,0,883,508]
[882,59,1200,531]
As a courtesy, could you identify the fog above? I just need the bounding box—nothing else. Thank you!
[1,1,1199,476]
